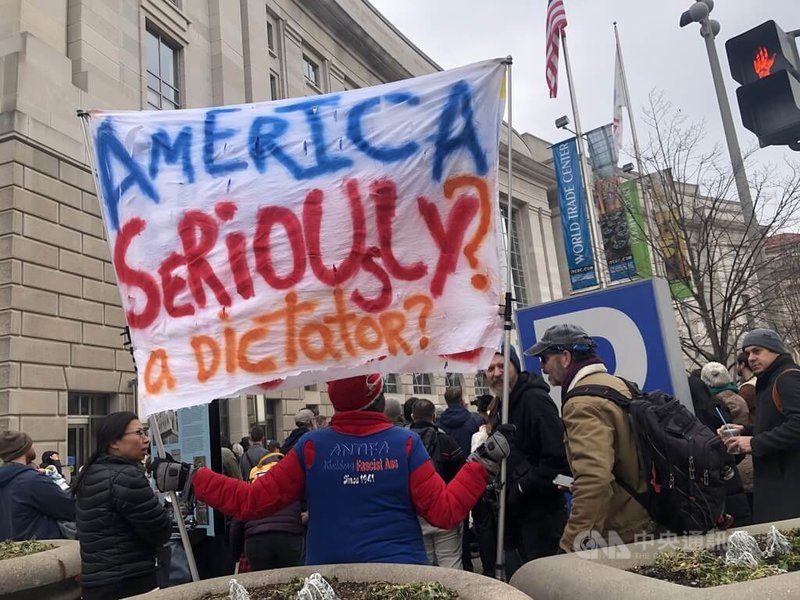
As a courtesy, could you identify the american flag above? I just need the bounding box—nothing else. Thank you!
[545,0,568,98]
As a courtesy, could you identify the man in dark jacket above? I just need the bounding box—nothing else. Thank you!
[0,431,75,541]
[486,345,569,573]
[279,409,315,457]
[240,425,269,480]
[411,398,466,568]
[439,386,483,456]
[719,328,800,523]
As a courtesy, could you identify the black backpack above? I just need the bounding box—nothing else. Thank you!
[418,426,443,473]
[564,378,727,534]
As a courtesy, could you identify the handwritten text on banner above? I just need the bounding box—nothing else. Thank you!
[88,59,507,416]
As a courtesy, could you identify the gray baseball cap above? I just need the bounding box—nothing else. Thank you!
[524,323,596,357]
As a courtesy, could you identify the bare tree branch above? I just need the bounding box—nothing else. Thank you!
[627,92,800,366]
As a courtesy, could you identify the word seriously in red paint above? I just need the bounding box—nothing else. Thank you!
[116,175,492,330]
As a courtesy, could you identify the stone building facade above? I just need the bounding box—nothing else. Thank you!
[0,0,562,464]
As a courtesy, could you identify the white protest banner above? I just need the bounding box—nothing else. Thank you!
[87,59,507,416]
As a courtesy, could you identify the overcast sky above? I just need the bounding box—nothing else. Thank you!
[369,0,798,173]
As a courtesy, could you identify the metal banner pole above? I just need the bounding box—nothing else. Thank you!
[76,111,200,583]
[494,55,514,583]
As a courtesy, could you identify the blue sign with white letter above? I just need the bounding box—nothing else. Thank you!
[516,278,691,409]
[553,138,597,291]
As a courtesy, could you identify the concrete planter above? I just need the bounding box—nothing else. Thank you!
[510,518,800,599]
[0,540,81,600]
[134,563,532,599]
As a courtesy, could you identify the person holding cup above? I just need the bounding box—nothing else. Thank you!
[717,329,800,524]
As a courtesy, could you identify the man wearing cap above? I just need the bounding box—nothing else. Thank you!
[280,408,316,456]
[525,324,650,553]
[153,374,512,565]
[718,328,800,523]
[0,431,76,541]
[485,344,569,570]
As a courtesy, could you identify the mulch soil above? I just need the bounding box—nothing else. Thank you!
[631,530,800,587]
[199,577,458,600]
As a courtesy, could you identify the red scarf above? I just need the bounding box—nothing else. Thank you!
[330,411,393,436]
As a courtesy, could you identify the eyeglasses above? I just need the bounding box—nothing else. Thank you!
[123,429,147,438]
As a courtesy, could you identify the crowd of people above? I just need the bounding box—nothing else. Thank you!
[1,325,799,598]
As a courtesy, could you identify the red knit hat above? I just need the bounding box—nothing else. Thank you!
[327,374,384,412]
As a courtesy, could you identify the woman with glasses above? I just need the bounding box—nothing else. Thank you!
[72,411,171,599]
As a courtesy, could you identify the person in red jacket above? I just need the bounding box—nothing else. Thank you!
[155,373,511,565]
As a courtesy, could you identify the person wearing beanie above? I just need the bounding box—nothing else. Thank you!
[525,323,651,556]
[0,431,75,541]
[154,374,512,566]
[485,341,570,576]
[700,362,750,426]
[717,328,800,523]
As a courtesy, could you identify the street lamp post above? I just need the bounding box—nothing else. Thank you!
[680,0,757,233]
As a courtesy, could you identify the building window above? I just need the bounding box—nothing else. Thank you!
[267,21,275,52]
[412,373,432,395]
[445,372,464,389]
[303,54,320,87]
[250,396,278,440]
[67,393,111,474]
[474,372,490,396]
[384,374,399,394]
[270,72,280,100]
[146,26,181,110]
[500,205,529,307]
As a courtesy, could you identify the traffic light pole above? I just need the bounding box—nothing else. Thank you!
[699,19,758,228]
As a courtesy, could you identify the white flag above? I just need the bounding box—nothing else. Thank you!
[612,42,625,155]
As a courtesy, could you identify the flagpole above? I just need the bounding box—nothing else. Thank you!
[560,30,608,288]
[495,55,513,583]
[614,22,661,278]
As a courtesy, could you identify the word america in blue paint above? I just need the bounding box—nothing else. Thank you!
[96,80,489,231]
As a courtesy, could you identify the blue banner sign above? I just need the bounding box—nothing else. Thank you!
[553,138,597,291]
[516,278,692,410]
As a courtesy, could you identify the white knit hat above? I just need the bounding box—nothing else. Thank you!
[700,362,732,389]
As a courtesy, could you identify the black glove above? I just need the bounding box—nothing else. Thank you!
[153,457,196,496]
[467,424,515,476]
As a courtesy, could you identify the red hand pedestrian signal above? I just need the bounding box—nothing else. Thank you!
[753,46,776,79]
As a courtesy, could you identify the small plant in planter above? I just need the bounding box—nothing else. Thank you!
[632,527,800,587]
[0,540,56,561]
[200,575,458,600]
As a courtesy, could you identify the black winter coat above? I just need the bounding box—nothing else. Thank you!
[410,421,465,483]
[750,355,800,523]
[490,372,570,518]
[438,406,482,457]
[75,454,171,588]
